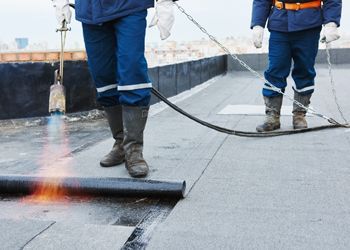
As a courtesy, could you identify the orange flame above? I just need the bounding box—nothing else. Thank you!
[28,180,67,203]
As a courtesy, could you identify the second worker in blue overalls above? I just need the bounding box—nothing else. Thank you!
[251,0,342,132]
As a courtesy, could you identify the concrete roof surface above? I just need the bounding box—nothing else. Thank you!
[1,65,350,249]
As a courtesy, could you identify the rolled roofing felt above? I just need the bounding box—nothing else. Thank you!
[0,175,186,199]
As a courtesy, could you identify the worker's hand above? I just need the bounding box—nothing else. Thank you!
[321,22,340,43]
[52,0,72,26]
[252,26,264,49]
[149,0,175,40]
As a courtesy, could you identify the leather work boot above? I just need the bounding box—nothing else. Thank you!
[122,106,149,178]
[100,105,125,167]
[256,95,283,132]
[293,92,312,130]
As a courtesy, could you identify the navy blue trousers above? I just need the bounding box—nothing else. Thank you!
[263,27,321,97]
[82,10,151,107]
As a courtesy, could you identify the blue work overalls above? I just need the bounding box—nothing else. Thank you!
[251,0,342,97]
[75,0,154,106]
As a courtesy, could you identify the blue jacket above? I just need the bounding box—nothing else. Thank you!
[251,0,342,32]
[75,0,154,24]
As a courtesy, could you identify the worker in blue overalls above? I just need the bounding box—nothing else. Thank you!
[251,0,342,132]
[53,0,177,177]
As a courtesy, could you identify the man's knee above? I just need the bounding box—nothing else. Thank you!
[97,95,120,107]
[118,54,148,81]
[119,89,151,107]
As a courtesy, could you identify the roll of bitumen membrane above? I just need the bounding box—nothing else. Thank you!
[0,175,186,199]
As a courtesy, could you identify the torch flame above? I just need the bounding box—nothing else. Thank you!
[30,180,66,203]
[23,114,72,203]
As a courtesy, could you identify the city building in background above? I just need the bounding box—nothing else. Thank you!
[1,35,350,65]
[14,38,29,50]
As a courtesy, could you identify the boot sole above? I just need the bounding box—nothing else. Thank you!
[256,124,281,133]
[293,125,308,130]
[100,159,125,168]
[129,172,148,178]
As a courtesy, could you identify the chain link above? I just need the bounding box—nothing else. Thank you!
[174,2,342,125]
[325,43,348,124]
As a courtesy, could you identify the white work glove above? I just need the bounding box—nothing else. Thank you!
[149,0,175,40]
[52,0,72,26]
[252,26,264,49]
[321,22,340,43]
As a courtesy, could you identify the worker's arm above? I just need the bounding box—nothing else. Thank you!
[150,0,178,40]
[323,0,342,26]
[250,0,272,48]
[251,0,272,29]
[322,0,342,43]
[52,0,72,25]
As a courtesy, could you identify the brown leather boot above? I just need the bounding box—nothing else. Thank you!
[256,95,283,132]
[293,92,312,130]
[100,105,125,167]
[122,106,149,178]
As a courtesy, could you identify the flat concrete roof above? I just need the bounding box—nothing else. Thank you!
[1,65,350,249]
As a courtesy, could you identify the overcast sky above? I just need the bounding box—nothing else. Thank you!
[0,0,349,49]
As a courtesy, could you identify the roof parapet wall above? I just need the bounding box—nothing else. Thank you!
[228,48,350,71]
[0,51,87,63]
[0,55,227,120]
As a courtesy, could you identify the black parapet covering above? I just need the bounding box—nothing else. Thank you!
[176,62,190,94]
[332,48,350,65]
[148,67,160,105]
[158,64,177,98]
[63,61,98,113]
[189,59,202,88]
[0,175,186,199]
[208,56,217,79]
[0,61,98,119]
[200,58,210,83]
[0,55,228,120]
[216,55,227,76]
[0,62,53,119]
